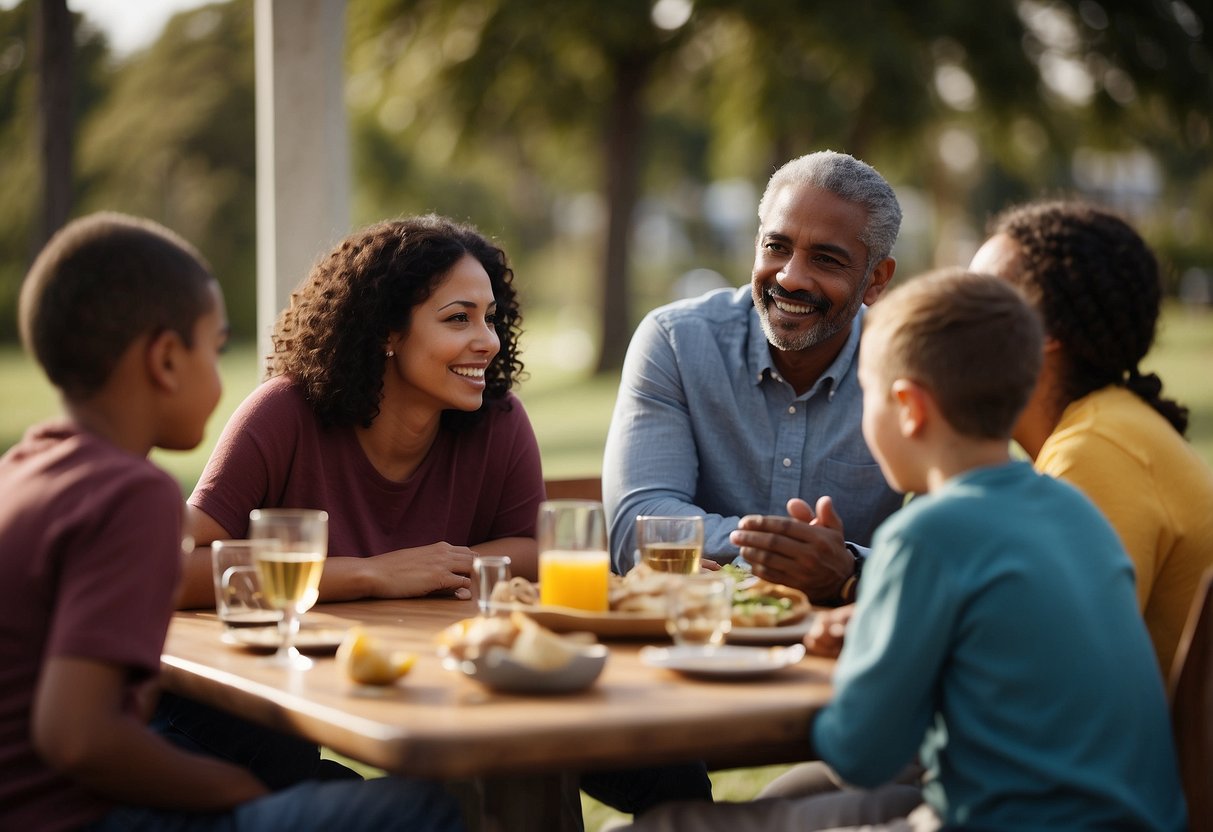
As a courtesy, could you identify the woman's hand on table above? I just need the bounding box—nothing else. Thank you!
[373,543,475,599]
[323,544,475,601]
[804,604,854,658]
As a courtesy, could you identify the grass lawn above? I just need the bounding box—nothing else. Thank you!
[2,305,1209,481]
[2,306,1210,830]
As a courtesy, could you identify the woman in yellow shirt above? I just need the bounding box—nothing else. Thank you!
[970,200,1213,676]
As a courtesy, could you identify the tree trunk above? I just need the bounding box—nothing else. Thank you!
[594,52,652,374]
[36,0,73,250]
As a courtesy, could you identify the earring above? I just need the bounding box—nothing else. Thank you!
[385,349,395,358]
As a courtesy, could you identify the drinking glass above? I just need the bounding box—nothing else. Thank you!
[211,540,279,628]
[635,515,704,575]
[249,508,329,670]
[665,573,734,647]
[537,500,610,612]
[474,554,512,616]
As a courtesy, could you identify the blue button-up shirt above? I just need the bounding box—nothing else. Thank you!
[602,286,902,572]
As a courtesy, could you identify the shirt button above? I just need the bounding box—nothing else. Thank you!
[787,405,796,414]
[782,458,792,468]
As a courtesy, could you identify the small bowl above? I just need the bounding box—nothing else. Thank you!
[443,644,608,694]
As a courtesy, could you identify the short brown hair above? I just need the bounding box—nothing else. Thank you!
[864,268,1043,439]
[19,212,215,400]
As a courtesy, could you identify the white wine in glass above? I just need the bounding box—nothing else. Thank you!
[635,515,704,575]
[249,508,328,670]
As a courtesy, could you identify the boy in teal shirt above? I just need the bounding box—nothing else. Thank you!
[624,269,1185,831]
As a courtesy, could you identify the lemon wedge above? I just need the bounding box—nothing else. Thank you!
[337,627,416,686]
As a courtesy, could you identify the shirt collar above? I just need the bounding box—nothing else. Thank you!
[746,302,868,400]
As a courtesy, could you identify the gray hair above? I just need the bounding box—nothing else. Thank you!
[758,150,902,267]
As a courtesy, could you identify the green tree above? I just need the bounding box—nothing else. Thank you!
[0,1,39,339]
[697,0,1210,261]
[76,0,257,337]
[0,0,256,342]
[352,0,700,371]
[35,0,72,248]
[351,0,1210,371]
[0,0,107,341]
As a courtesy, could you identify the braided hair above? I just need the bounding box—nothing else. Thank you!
[990,201,1188,435]
[269,214,524,430]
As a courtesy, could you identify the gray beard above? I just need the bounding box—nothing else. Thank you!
[757,288,864,352]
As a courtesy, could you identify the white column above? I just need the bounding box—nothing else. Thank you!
[254,0,349,361]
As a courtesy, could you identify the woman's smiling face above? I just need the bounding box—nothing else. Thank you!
[386,253,500,417]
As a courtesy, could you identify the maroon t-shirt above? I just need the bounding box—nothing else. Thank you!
[190,375,545,556]
[0,423,182,831]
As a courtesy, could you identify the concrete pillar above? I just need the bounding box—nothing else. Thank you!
[254,0,349,361]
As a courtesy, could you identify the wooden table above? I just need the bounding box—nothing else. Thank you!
[161,598,834,830]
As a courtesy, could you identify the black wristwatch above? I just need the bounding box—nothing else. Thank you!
[838,543,864,604]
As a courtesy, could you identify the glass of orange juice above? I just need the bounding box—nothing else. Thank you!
[537,500,610,612]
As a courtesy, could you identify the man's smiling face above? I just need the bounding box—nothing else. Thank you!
[751,182,876,356]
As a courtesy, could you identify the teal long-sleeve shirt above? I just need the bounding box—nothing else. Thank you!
[811,462,1185,831]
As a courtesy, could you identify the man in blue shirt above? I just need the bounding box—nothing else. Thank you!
[603,150,903,603]
[619,270,1186,831]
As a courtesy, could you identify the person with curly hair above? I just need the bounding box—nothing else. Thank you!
[155,215,545,788]
[970,199,1213,676]
[172,214,544,612]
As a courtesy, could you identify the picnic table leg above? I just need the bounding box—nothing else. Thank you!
[452,771,584,832]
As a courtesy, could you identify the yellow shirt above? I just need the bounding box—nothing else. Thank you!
[1036,385,1213,676]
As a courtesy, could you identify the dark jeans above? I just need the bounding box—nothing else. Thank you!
[152,693,360,789]
[580,761,714,815]
[84,776,464,832]
[155,693,711,822]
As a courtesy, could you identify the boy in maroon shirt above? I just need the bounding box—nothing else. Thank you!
[0,213,461,831]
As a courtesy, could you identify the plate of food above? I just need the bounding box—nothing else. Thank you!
[489,568,813,643]
[726,575,815,644]
[487,575,665,637]
[436,612,608,694]
[489,605,667,638]
[219,612,354,654]
[639,643,806,680]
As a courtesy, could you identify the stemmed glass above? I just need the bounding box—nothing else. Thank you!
[249,508,328,670]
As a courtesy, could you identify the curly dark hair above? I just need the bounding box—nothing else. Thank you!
[269,214,524,429]
[990,200,1188,435]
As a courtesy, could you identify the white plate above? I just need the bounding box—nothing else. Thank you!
[442,644,609,694]
[727,615,815,646]
[639,643,806,679]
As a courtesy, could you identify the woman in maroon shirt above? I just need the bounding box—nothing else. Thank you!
[178,214,544,608]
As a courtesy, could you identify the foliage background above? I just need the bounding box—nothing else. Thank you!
[1,0,1211,362]
[0,4,1210,826]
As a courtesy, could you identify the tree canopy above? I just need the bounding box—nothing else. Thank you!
[1,0,1209,366]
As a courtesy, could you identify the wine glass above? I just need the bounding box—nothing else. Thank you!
[249,508,328,670]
